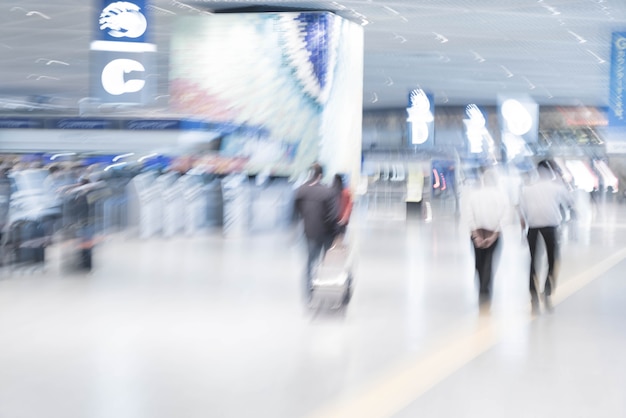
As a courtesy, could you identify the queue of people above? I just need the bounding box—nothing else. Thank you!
[0,159,111,272]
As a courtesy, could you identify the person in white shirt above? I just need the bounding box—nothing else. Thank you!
[460,168,508,312]
[519,160,574,314]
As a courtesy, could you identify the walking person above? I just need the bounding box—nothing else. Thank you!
[519,160,574,314]
[294,163,339,302]
[460,168,508,312]
[331,174,353,242]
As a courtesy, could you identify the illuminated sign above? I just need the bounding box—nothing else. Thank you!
[498,95,537,161]
[101,58,146,95]
[96,0,149,43]
[406,88,434,146]
[609,32,626,126]
[463,104,497,158]
[90,0,155,104]
[501,99,532,136]
[464,104,488,154]
[100,2,148,39]
[497,94,538,143]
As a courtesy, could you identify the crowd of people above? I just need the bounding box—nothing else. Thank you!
[0,157,578,313]
[294,159,576,314]
[0,160,112,272]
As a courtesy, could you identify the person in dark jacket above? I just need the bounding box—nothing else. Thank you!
[294,163,339,300]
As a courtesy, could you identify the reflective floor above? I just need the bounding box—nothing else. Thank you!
[1,196,626,418]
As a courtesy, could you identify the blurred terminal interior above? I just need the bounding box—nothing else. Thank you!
[1,3,625,243]
[0,104,622,243]
[3,2,626,417]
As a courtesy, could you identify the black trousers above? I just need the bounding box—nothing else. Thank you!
[527,226,558,299]
[305,234,334,296]
[473,237,500,304]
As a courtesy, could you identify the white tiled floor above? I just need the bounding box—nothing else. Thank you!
[1,197,626,418]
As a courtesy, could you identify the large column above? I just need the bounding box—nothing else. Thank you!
[169,11,364,181]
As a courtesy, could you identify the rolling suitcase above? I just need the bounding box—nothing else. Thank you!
[10,220,47,265]
[311,239,354,309]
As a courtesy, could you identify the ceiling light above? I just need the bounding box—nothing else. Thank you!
[26,11,51,19]
[470,50,485,62]
[147,5,177,16]
[383,5,400,15]
[499,65,514,78]
[568,30,587,44]
[393,33,407,43]
[27,74,60,81]
[138,153,159,163]
[104,162,127,172]
[51,153,76,160]
[10,8,51,19]
[113,153,135,162]
[586,49,606,64]
[36,58,70,66]
[522,76,536,90]
[542,5,560,15]
[433,32,448,43]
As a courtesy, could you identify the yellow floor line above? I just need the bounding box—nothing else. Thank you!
[552,247,626,305]
[306,248,626,418]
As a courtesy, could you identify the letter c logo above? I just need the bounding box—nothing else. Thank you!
[101,58,145,95]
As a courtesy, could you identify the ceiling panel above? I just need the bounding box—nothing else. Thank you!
[0,0,625,112]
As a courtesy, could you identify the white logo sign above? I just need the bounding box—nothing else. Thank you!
[100,1,147,39]
[406,89,434,145]
[501,99,533,136]
[101,59,145,95]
